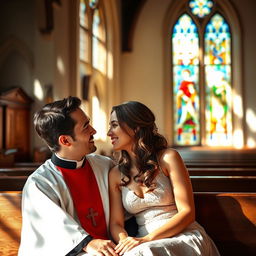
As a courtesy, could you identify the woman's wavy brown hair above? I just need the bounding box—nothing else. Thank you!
[111,101,168,188]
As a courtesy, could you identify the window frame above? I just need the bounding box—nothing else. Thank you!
[163,0,244,148]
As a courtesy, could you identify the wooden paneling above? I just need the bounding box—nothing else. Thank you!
[0,106,3,148]
[0,88,33,162]
[5,108,30,161]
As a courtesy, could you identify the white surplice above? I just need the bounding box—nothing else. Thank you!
[18,154,113,256]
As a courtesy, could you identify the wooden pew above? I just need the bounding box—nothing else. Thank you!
[2,166,256,177]
[2,165,256,178]
[0,176,27,191]
[14,162,41,168]
[0,167,35,176]
[188,167,256,176]
[194,192,256,256]
[1,153,256,255]
[1,191,255,256]
[2,173,255,193]
[191,175,256,192]
[0,191,22,256]
[0,191,256,256]
[186,161,256,168]
[177,148,256,160]
[0,167,34,191]
[178,148,256,169]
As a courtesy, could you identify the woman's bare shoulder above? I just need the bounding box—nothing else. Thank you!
[158,148,180,161]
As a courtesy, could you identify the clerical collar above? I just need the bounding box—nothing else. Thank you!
[51,154,86,169]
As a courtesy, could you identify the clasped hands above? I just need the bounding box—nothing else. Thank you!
[84,236,148,256]
[115,236,148,255]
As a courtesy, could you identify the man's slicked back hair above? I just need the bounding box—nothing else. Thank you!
[34,96,81,152]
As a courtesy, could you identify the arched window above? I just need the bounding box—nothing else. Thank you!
[79,0,106,74]
[169,0,242,147]
[79,0,107,140]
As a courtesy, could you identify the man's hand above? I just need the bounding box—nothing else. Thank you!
[84,239,118,256]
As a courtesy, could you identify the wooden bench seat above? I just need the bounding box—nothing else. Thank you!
[0,191,22,256]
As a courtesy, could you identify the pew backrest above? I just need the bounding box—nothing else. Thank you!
[194,192,256,256]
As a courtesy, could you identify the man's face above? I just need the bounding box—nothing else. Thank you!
[70,108,97,159]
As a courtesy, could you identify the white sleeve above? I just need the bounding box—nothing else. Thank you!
[19,176,89,256]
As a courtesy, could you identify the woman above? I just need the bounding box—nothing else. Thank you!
[107,101,220,256]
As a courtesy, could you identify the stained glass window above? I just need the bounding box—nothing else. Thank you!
[79,0,107,140]
[189,0,214,18]
[89,0,98,9]
[171,1,233,146]
[204,14,232,145]
[92,8,106,74]
[79,0,106,73]
[172,14,200,145]
[79,0,89,62]
[80,0,88,28]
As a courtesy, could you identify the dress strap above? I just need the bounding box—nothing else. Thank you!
[156,155,162,172]
[156,154,168,177]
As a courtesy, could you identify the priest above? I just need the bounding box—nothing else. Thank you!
[18,96,118,256]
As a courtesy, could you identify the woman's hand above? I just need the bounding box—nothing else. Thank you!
[115,236,147,255]
[84,239,118,256]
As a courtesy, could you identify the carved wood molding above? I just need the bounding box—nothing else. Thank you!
[0,88,33,108]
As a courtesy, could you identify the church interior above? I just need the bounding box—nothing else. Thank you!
[0,0,256,255]
[0,0,256,159]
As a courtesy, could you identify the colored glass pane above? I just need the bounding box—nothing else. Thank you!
[172,14,200,145]
[189,0,214,18]
[79,0,89,62]
[93,9,106,42]
[79,0,88,28]
[172,14,199,66]
[79,28,89,62]
[92,37,106,74]
[204,14,231,65]
[92,7,106,73]
[89,0,98,9]
[205,14,232,146]
[205,65,232,145]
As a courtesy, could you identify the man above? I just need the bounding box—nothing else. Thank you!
[18,96,118,256]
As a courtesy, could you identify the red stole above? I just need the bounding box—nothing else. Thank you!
[57,160,108,239]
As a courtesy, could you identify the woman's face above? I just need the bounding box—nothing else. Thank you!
[107,111,134,152]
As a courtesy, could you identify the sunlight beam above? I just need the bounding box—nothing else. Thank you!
[33,79,44,101]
